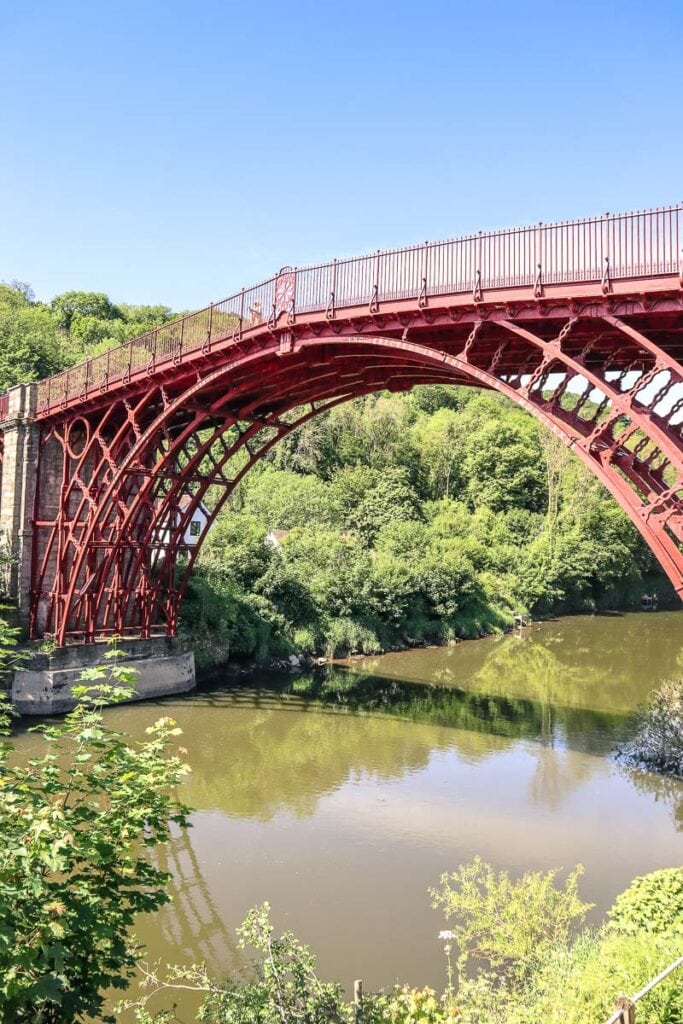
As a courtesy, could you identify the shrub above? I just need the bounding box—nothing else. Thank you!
[623,679,683,776]
[0,660,190,1023]
[324,617,381,658]
[430,858,591,980]
[607,867,683,938]
[363,984,460,1023]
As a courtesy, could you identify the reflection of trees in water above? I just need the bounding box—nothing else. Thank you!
[351,611,683,719]
[182,689,459,819]
[529,746,596,811]
[184,664,628,820]
[287,666,626,753]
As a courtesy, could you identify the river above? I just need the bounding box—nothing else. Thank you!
[11,611,683,1017]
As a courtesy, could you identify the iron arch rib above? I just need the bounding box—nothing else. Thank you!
[30,329,683,645]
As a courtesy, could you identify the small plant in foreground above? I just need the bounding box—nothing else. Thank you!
[429,857,591,985]
[0,652,191,1024]
[123,864,683,1024]
[123,903,463,1023]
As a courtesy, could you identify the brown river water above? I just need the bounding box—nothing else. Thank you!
[10,611,683,1018]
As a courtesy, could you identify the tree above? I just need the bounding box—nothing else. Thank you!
[412,407,464,499]
[242,468,339,529]
[331,465,421,544]
[463,417,546,513]
[0,285,63,390]
[4,280,35,302]
[0,659,190,1023]
[50,291,123,331]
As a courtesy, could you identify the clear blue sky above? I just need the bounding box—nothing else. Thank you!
[2,0,682,310]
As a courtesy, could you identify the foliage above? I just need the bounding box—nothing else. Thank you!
[427,863,683,1024]
[181,385,666,663]
[126,906,462,1024]
[0,655,191,1023]
[125,865,683,1024]
[621,678,683,776]
[50,290,123,330]
[125,902,351,1024]
[242,470,339,530]
[362,985,460,1023]
[515,927,683,1024]
[0,280,178,393]
[429,857,591,981]
[607,867,683,938]
[0,284,63,391]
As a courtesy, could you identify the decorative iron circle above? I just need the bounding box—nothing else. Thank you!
[66,416,90,458]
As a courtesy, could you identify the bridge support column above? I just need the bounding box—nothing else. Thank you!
[11,636,196,716]
[0,383,39,628]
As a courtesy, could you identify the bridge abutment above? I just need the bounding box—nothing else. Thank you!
[0,383,39,627]
[11,636,196,716]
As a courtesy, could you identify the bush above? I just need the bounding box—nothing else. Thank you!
[430,858,591,982]
[324,617,381,658]
[607,867,683,938]
[0,661,190,1023]
[622,679,683,776]
[125,864,683,1024]
[363,984,460,1023]
[519,929,683,1024]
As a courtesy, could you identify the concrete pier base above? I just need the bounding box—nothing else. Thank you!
[12,637,196,716]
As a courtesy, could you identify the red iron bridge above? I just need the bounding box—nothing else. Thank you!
[1,204,682,650]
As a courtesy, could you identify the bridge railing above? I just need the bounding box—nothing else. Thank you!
[603,955,683,1024]
[31,204,683,414]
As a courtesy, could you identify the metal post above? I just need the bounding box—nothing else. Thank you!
[353,979,363,1023]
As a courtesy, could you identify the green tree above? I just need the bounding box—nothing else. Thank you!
[412,407,464,499]
[242,468,339,529]
[331,465,421,544]
[0,285,63,390]
[50,290,122,331]
[0,661,190,1023]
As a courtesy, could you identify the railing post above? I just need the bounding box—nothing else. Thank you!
[354,979,363,1023]
[418,240,429,307]
[615,997,636,1024]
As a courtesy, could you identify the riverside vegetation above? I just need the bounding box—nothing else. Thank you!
[0,281,671,666]
[180,383,671,665]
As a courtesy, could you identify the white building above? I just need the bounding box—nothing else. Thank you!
[155,495,211,553]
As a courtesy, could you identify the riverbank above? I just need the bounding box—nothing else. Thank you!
[189,600,678,682]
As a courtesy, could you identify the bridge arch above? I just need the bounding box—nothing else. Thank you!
[30,330,682,645]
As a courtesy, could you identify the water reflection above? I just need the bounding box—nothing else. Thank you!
[341,610,683,715]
